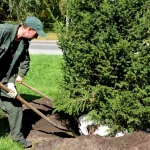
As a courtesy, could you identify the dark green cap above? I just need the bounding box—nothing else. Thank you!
[24,16,46,37]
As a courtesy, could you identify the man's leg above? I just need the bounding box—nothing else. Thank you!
[0,97,32,148]
[0,97,7,112]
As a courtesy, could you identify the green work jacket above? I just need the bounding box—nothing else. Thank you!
[0,24,30,96]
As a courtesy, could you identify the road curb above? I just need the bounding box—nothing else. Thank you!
[29,40,62,55]
[31,40,58,43]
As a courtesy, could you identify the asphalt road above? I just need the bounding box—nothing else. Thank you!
[29,40,62,55]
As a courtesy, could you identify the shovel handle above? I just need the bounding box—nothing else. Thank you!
[0,82,68,131]
[21,82,53,101]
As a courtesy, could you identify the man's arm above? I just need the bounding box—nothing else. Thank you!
[17,49,30,83]
[8,49,30,84]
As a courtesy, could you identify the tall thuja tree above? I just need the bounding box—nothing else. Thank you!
[54,0,150,133]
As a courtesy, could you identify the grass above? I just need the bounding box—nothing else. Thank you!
[0,137,24,150]
[17,55,64,101]
[37,30,58,40]
[35,27,58,40]
[0,55,64,148]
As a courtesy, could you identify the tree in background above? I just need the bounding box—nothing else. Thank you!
[0,0,9,21]
[3,0,62,28]
[8,0,42,21]
[54,0,150,133]
[59,0,67,18]
[59,0,69,26]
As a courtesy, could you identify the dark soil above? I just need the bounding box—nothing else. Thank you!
[22,98,150,150]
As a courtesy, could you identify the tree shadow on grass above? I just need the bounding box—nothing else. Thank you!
[19,94,41,102]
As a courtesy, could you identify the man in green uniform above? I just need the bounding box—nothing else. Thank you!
[0,16,46,148]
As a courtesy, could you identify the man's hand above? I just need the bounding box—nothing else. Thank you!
[16,75,23,83]
[7,83,17,99]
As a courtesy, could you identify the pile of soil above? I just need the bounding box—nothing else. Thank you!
[22,98,150,150]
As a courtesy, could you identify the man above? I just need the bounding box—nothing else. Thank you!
[0,16,46,148]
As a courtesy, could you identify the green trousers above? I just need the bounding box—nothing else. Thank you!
[0,96,24,141]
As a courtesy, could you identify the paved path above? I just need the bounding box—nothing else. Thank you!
[29,40,62,55]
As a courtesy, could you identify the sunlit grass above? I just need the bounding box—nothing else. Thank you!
[37,27,58,40]
[37,31,58,40]
[17,55,64,101]
[0,137,24,150]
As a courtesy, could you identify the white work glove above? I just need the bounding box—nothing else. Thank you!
[7,83,17,99]
[16,75,23,83]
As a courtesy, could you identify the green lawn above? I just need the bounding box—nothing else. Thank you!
[37,31,58,40]
[17,55,64,101]
[0,137,23,150]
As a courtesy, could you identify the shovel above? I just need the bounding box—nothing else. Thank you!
[0,82,70,132]
[21,81,53,101]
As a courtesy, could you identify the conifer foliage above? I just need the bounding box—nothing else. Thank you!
[55,0,150,132]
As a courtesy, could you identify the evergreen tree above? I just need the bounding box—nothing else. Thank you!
[54,0,150,133]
